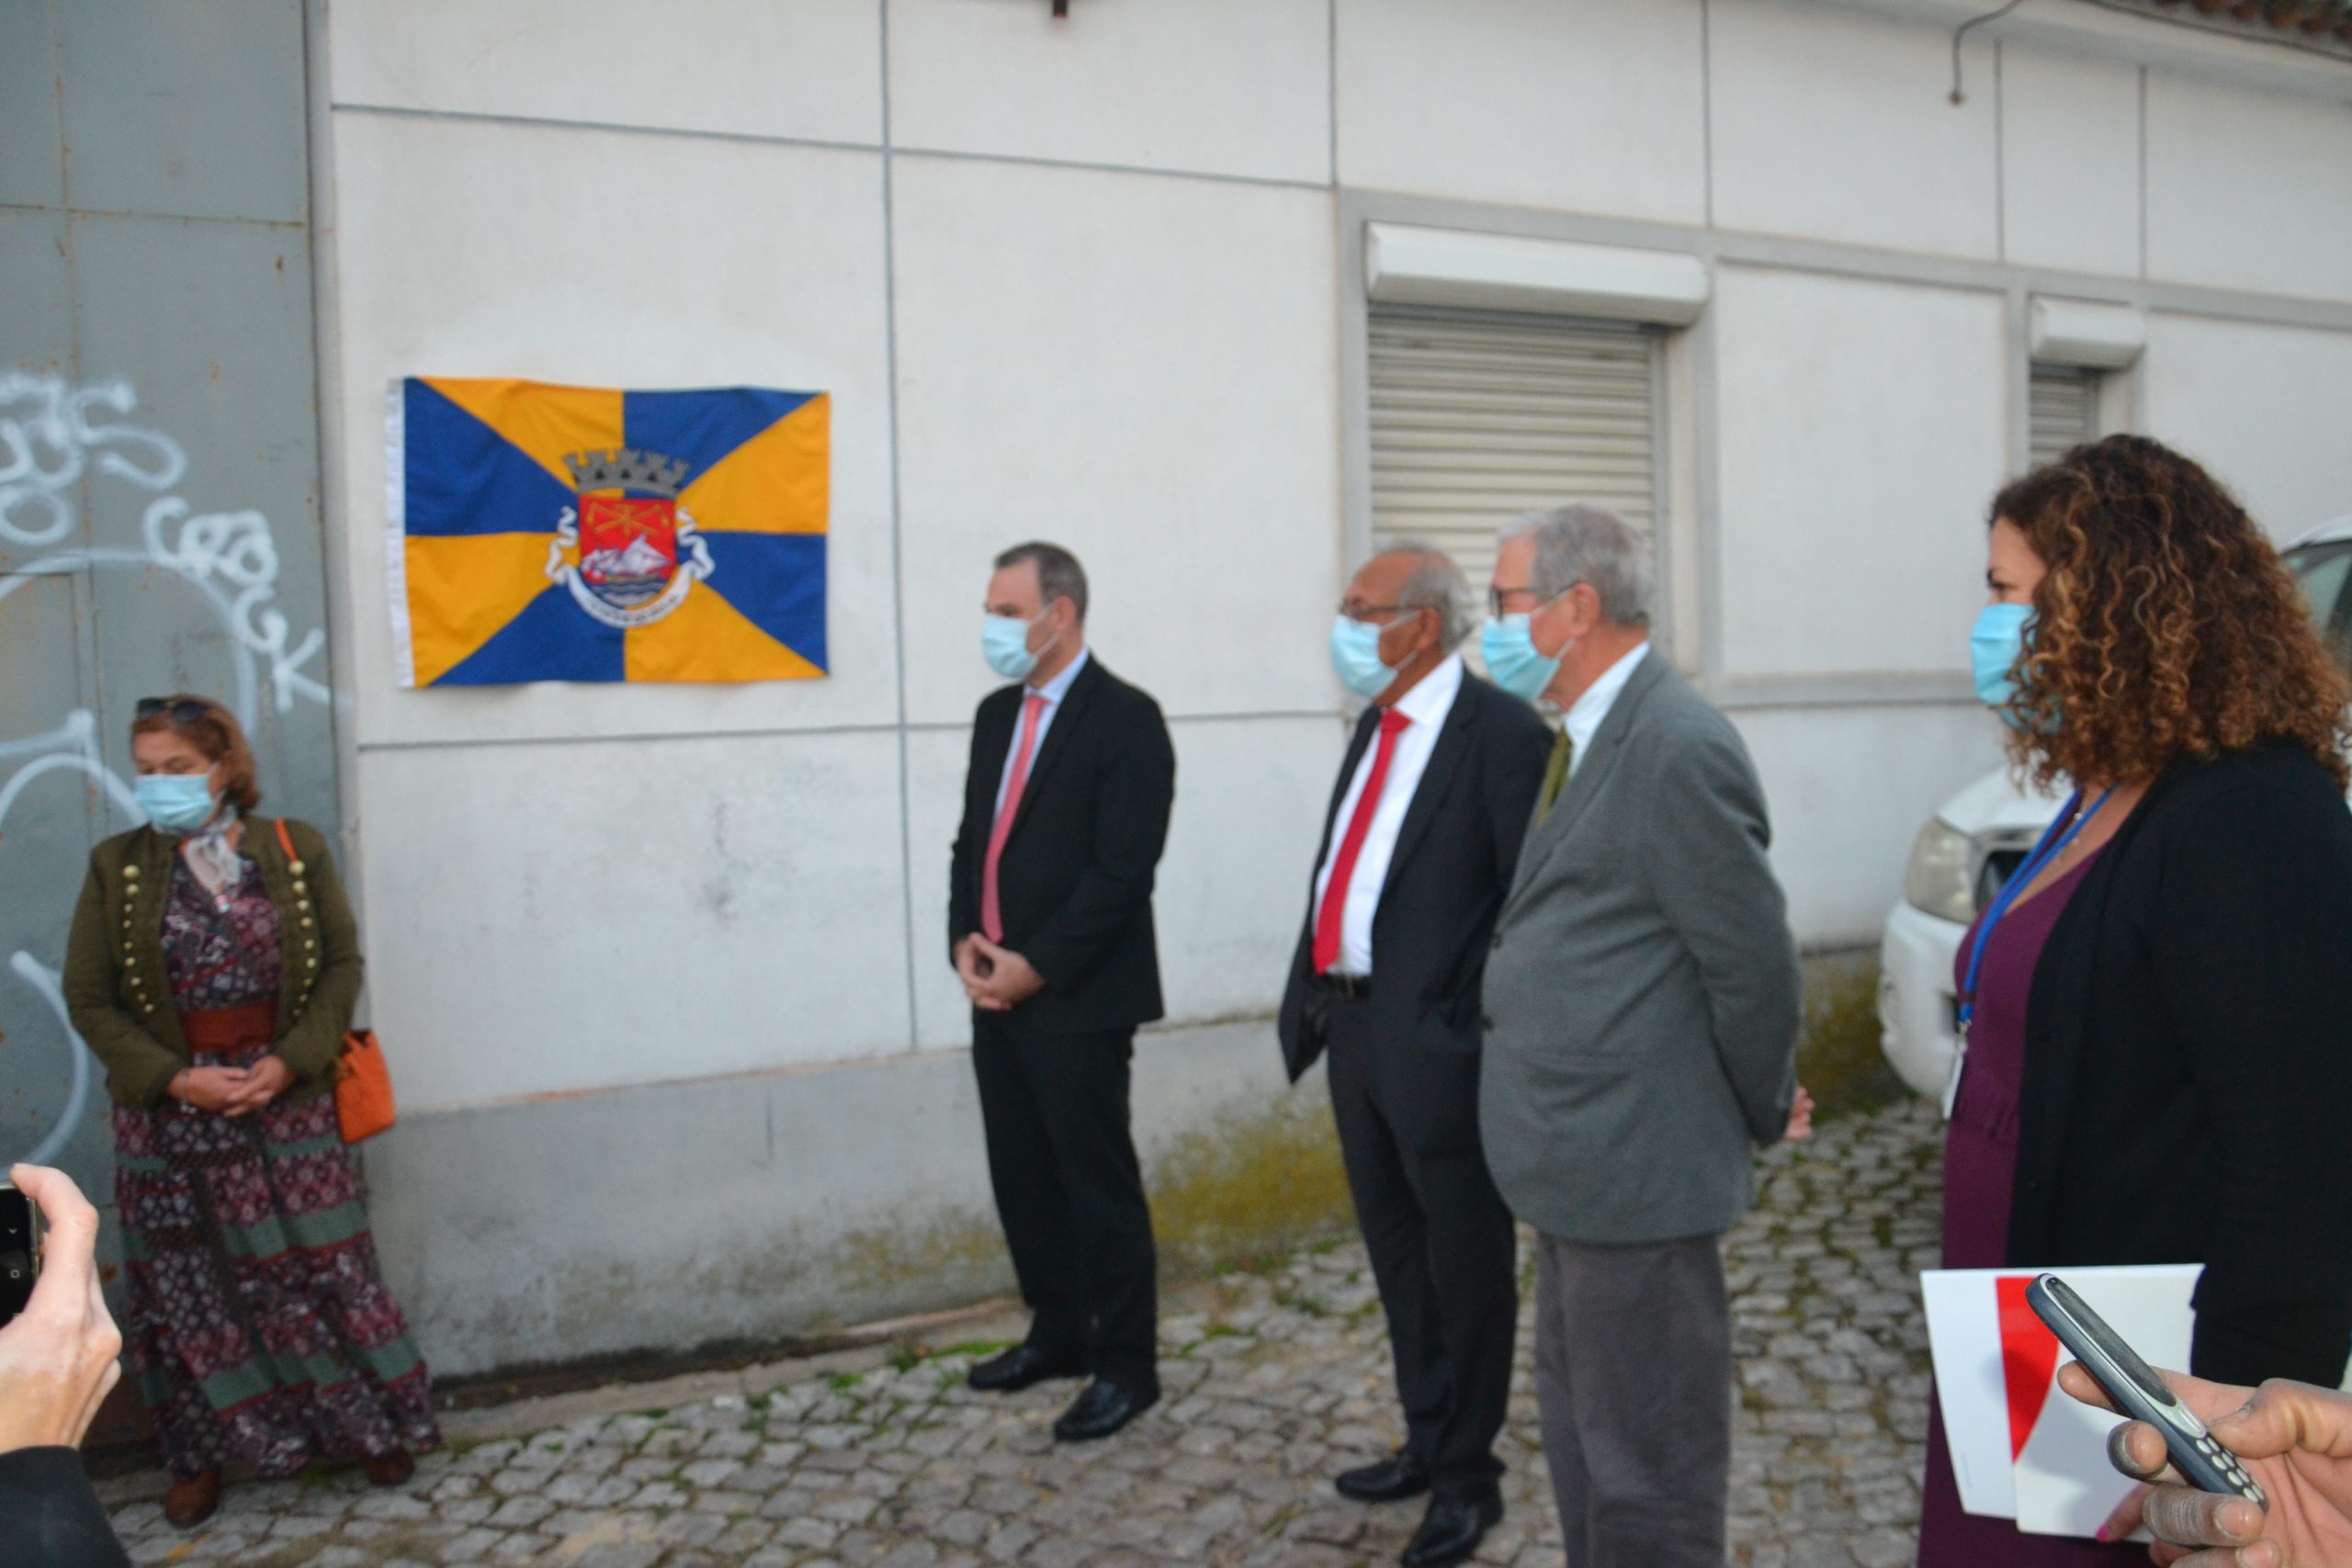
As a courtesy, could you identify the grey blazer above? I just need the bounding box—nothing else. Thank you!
[1477,651,1801,1244]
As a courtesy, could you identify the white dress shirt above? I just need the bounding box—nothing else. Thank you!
[1560,641,1648,779]
[1311,653,1465,976]
[994,645,1090,817]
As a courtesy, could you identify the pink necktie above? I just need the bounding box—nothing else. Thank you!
[981,694,1048,942]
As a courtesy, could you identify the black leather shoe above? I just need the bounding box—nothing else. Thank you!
[1401,1491,1502,1568]
[966,1343,1088,1393]
[1051,1377,1159,1441]
[1335,1449,1431,1503]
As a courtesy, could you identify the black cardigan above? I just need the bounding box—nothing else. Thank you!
[2009,741,2352,1386]
[0,1448,129,1567]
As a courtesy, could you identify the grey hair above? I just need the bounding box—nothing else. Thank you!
[1499,504,1653,627]
[1374,540,1473,650]
[993,540,1089,622]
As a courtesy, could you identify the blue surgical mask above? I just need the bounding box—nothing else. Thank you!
[983,613,1055,681]
[135,773,219,834]
[1481,614,1563,703]
[1329,615,1400,700]
[1971,603,2034,726]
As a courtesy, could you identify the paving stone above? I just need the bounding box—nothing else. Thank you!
[87,1099,1947,1566]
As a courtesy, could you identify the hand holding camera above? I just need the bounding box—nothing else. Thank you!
[0,1166,123,1456]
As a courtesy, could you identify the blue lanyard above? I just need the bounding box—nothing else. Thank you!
[1957,786,2112,1031]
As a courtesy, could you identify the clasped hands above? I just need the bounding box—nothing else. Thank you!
[955,934,1045,1012]
[170,1054,294,1116]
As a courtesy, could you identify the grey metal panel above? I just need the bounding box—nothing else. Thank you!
[0,1,330,1186]
[0,208,74,384]
[0,570,112,1173]
[55,0,307,224]
[0,0,62,209]
[70,209,336,823]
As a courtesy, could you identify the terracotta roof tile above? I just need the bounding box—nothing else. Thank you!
[2142,0,2352,45]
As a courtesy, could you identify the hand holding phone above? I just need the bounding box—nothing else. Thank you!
[2028,1272,2267,1509]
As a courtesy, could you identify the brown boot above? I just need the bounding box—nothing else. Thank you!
[163,1469,220,1529]
[363,1448,414,1486]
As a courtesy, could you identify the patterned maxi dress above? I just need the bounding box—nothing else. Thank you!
[114,852,440,1479]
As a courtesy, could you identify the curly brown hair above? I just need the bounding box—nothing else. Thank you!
[1988,434,2351,791]
[130,694,263,813]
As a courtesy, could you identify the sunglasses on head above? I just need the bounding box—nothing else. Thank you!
[134,697,211,725]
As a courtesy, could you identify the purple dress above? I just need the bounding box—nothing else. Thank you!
[1916,851,2134,1565]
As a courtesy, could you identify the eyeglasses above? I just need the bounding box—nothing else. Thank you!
[1487,583,1578,618]
[135,697,211,725]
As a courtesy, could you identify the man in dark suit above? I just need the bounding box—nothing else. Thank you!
[1277,545,1550,1568]
[950,541,1176,1443]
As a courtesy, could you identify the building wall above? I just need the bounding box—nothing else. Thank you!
[308,0,2352,1372]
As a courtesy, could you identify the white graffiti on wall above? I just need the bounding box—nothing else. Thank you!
[0,374,332,1165]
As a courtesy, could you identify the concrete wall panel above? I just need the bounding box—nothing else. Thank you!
[2146,73,2352,303]
[1998,45,2141,277]
[367,1018,1331,1374]
[326,0,884,146]
[358,728,914,1108]
[328,113,898,744]
[1713,266,2007,680]
[1736,702,2007,948]
[1710,0,1998,259]
[887,0,1329,185]
[889,157,1341,727]
[2141,314,2352,543]
[1333,0,1707,225]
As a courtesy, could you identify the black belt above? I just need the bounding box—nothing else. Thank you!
[1309,972,1371,1000]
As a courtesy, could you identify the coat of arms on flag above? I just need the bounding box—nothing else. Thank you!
[388,377,829,685]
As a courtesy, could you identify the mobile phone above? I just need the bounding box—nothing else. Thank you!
[0,1181,39,1327]
[2026,1272,2267,1509]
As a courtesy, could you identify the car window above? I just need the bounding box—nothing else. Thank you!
[2287,543,2352,673]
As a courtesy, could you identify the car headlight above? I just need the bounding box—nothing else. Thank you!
[1903,818,1976,925]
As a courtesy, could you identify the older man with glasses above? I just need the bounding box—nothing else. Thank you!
[1477,504,1809,1568]
[1277,543,1550,1568]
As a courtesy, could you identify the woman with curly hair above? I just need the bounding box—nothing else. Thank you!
[1916,434,2352,1564]
[61,695,439,1529]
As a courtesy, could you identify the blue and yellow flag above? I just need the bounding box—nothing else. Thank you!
[390,377,828,685]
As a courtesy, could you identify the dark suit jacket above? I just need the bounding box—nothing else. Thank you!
[2011,741,2352,1387]
[950,656,1176,1034]
[1276,672,1551,1083]
[0,1448,129,1567]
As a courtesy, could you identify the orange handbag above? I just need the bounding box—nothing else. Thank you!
[273,819,396,1144]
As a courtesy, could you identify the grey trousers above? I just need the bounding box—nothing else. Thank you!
[1533,1230,1732,1568]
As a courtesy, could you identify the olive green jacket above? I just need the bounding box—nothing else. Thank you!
[61,818,362,1110]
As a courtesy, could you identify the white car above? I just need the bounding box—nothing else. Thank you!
[1879,513,2352,1103]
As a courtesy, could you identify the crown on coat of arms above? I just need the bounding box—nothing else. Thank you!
[563,447,691,497]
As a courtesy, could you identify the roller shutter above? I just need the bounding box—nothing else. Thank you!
[1368,305,1658,591]
[2028,366,2098,469]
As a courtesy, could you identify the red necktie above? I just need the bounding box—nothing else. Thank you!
[1312,708,1410,975]
[981,694,1047,942]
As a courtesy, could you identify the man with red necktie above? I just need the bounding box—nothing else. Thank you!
[950,542,1176,1444]
[1276,545,1550,1568]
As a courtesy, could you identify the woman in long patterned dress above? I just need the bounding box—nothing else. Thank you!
[62,694,438,1529]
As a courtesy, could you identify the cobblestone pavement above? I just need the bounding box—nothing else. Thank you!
[101,1098,1944,1568]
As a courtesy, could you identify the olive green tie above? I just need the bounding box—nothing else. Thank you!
[1536,728,1574,823]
